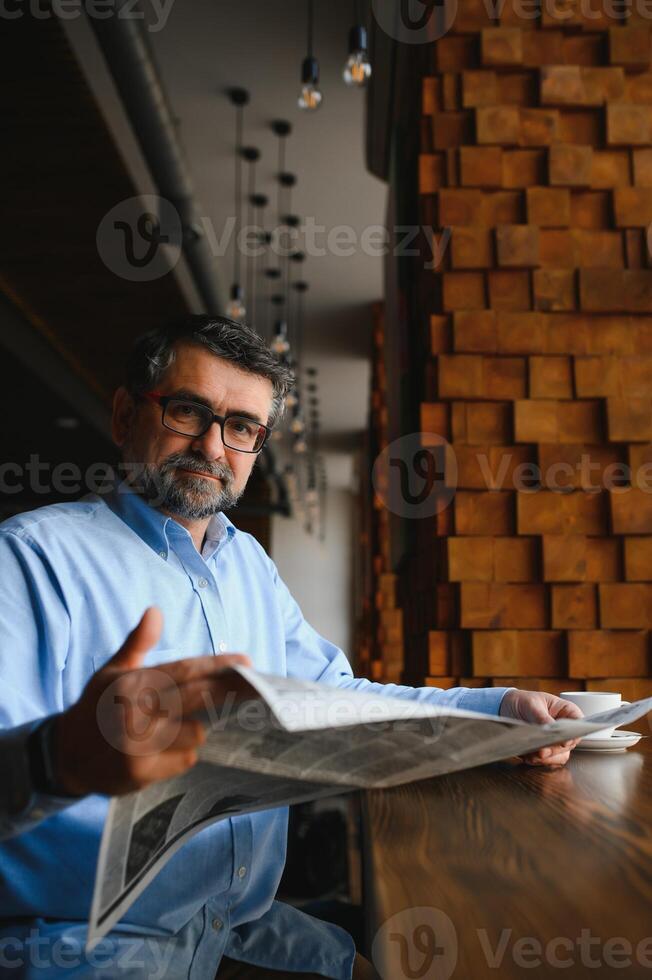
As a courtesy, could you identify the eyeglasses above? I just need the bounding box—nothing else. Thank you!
[144,392,271,453]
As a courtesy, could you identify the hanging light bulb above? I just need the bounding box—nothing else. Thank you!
[298,0,322,111]
[271,320,290,355]
[227,283,246,321]
[293,434,308,454]
[299,57,323,111]
[343,24,372,86]
[290,405,305,434]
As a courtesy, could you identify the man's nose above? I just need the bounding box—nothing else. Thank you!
[191,421,227,460]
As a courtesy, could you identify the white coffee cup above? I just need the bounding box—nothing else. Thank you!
[559,691,631,740]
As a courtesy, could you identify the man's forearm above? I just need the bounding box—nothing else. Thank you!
[0,719,79,840]
[328,672,516,716]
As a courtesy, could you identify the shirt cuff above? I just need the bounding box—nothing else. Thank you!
[456,686,517,717]
[0,718,80,840]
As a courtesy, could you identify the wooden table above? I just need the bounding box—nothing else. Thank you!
[362,738,652,979]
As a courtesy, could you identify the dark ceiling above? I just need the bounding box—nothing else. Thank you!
[0,10,190,404]
[0,10,279,527]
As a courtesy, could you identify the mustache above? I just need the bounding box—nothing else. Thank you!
[161,453,234,484]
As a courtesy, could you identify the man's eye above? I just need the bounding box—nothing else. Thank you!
[171,402,203,419]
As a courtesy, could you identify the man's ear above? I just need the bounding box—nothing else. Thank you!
[112,387,136,447]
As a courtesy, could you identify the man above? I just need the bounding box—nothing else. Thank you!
[0,315,582,979]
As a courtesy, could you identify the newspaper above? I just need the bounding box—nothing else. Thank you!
[88,668,652,947]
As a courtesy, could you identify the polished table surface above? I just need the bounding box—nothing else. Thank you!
[362,737,652,979]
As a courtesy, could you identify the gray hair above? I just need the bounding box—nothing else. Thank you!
[125,315,295,427]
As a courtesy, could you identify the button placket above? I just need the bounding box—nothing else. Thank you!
[204,554,231,658]
[231,815,253,890]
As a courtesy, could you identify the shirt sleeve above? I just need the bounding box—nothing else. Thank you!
[0,530,78,838]
[272,559,515,716]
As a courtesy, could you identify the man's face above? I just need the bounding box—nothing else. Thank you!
[113,342,274,520]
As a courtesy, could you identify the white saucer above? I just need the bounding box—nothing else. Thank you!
[574,731,644,753]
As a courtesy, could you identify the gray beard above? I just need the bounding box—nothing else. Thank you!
[128,451,244,519]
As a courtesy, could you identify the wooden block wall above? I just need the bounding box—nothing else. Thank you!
[404,6,652,698]
[359,305,405,683]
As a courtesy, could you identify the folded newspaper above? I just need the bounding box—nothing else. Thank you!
[88,667,652,947]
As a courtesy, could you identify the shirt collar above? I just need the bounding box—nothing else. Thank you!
[103,486,237,561]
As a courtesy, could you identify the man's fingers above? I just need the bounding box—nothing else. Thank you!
[147,748,200,782]
[108,607,164,671]
[521,745,573,766]
[555,700,584,721]
[163,719,206,753]
[172,677,251,717]
[146,653,253,687]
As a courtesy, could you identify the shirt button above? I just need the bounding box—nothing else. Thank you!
[237,866,247,879]
[159,551,167,559]
[198,577,208,588]
[219,641,227,653]
[212,917,223,931]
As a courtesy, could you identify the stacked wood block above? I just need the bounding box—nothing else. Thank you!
[404,6,652,699]
[357,304,405,683]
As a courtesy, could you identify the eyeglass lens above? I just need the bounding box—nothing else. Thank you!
[164,399,265,451]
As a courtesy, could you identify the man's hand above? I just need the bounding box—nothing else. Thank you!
[52,607,251,797]
[499,689,584,767]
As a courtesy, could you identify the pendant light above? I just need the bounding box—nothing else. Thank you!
[293,434,308,454]
[293,280,309,375]
[263,267,281,341]
[249,193,268,329]
[271,285,290,358]
[286,277,307,411]
[298,0,322,111]
[277,172,298,275]
[226,88,250,321]
[343,1,372,87]
[241,146,260,326]
[288,253,305,353]
[271,321,290,356]
[271,121,296,283]
[290,402,305,435]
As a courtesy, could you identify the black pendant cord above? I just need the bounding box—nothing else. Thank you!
[278,131,286,181]
[307,0,314,58]
[245,159,257,323]
[354,0,361,24]
[253,200,266,331]
[284,245,292,351]
[233,104,244,289]
[297,287,304,372]
[284,184,295,345]
[277,139,284,276]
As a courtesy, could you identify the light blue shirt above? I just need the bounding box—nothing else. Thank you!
[0,488,513,978]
